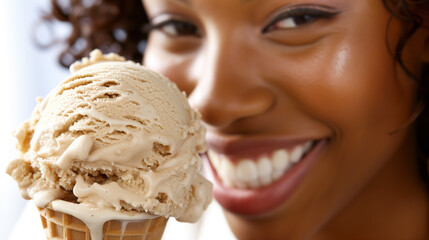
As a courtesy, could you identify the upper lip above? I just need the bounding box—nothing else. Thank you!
[206,131,325,160]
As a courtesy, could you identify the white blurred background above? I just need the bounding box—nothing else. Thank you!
[0,0,68,239]
[0,1,234,240]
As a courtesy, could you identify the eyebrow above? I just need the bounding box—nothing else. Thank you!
[175,0,190,4]
[175,0,254,4]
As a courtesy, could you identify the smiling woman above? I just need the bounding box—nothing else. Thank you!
[39,0,429,239]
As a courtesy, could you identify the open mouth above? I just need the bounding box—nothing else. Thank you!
[204,138,327,215]
[208,140,313,189]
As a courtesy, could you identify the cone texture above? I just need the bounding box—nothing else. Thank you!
[37,207,168,240]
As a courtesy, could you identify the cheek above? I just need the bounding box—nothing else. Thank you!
[262,34,417,210]
[309,10,417,139]
[301,39,417,209]
[301,39,416,171]
[319,43,416,136]
[267,36,416,137]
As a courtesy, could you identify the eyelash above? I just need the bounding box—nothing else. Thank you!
[146,19,200,37]
[146,5,339,37]
[262,6,340,33]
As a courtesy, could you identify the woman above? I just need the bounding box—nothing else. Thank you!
[44,0,429,239]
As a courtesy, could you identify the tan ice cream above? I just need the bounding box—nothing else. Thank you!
[6,49,212,239]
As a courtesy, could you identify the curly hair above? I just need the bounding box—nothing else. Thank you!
[40,0,429,179]
[38,0,148,67]
[381,0,429,183]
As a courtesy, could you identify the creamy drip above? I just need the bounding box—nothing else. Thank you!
[57,135,93,168]
[51,200,155,240]
[55,130,202,210]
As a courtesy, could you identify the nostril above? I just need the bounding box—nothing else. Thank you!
[190,87,275,128]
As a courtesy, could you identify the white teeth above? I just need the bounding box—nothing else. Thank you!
[219,157,236,188]
[235,160,254,188]
[272,150,290,180]
[236,160,258,183]
[257,157,273,186]
[236,160,260,189]
[290,145,304,163]
[209,141,314,189]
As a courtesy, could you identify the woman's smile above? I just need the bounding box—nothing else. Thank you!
[205,135,327,215]
[207,140,314,188]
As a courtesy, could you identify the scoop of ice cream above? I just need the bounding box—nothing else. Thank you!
[7,49,212,222]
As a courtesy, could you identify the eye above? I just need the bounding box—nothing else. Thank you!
[262,5,339,33]
[146,19,200,37]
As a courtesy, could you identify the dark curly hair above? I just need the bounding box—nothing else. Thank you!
[37,0,148,67]
[39,0,429,180]
[381,0,429,183]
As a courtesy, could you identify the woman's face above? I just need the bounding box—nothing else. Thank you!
[143,0,425,238]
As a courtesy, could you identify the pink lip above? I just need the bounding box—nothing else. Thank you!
[204,139,327,215]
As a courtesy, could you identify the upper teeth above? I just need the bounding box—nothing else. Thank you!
[208,141,313,189]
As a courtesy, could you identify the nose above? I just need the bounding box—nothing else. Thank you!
[188,33,275,129]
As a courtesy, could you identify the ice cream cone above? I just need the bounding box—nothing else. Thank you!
[6,50,211,239]
[37,207,168,240]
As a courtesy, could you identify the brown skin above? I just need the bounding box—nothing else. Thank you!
[142,0,429,239]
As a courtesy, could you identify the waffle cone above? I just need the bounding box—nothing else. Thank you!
[37,207,168,240]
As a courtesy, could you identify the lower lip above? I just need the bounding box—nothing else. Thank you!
[205,140,327,216]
